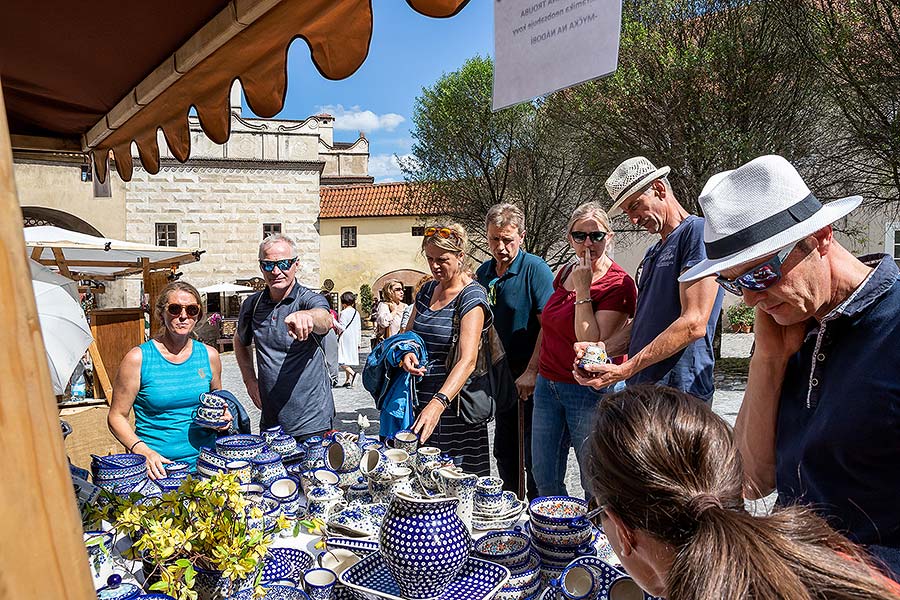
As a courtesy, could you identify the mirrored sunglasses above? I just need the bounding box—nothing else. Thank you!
[424,227,454,239]
[570,230,607,244]
[715,244,795,296]
[259,257,298,272]
[166,303,201,317]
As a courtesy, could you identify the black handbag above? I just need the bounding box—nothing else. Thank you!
[445,284,518,425]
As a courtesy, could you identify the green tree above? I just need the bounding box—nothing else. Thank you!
[545,0,830,216]
[403,56,600,264]
[359,284,374,317]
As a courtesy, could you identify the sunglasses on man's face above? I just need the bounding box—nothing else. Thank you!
[259,257,298,272]
[166,303,201,317]
[715,244,795,296]
[570,230,607,244]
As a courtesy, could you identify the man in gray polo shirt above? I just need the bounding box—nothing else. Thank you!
[234,234,335,440]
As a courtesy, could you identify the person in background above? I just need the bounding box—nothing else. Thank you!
[336,291,361,387]
[678,154,900,579]
[375,278,407,339]
[400,224,493,475]
[575,157,723,404]
[234,234,335,442]
[475,203,553,500]
[532,202,636,497]
[109,281,231,477]
[587,385,900,599]
[321,291,340,387]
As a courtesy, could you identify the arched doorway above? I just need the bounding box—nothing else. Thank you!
[22,206,103,236]
[373,268,428,304]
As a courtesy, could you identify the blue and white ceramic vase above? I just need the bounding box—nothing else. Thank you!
[379,492,472,600]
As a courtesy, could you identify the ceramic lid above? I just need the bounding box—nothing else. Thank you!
[97,575,141,600]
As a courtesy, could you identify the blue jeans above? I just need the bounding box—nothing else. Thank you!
[531,375,623,498]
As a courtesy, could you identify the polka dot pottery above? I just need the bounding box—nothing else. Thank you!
[339,551,510,600]
[230,584,310,600]
[378,492,472,599]
[562,556,664,600]
[259,547,315,586]
[528,496,589,531]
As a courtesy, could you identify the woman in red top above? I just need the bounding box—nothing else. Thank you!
[531,202,636,498]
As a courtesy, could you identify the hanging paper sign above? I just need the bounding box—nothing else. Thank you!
[493,0,623,110]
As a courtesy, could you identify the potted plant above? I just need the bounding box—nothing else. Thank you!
[725,302,755,333]
[84,473,285,600]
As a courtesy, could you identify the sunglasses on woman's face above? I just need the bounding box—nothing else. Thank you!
[570,230,607,244]
[167,303,201,317]
[715,244,796,296]
[259,257,298,272]
[424,227,454,239]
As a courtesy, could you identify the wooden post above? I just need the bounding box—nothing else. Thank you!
[0,81,95,597]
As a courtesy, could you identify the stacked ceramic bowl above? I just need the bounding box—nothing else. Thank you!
[527,496,593,583]
[91,453,148,491]
[474,529,542,600]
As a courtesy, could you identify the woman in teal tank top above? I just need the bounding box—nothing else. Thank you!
[108,282,231,478]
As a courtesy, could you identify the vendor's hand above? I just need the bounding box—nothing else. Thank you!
[412,399,445,442]
[752,307,807,360]
[137,446,171,480]
[285,310,315,341]
[244,378,262,409]
[515,368,537,400]
[401,352,426,376]
[214,406,234,431]
[572,246,594,296]
[573,360,628,391]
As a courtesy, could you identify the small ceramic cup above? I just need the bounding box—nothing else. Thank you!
[559,565,596,599]
[415,446,442,473]
[475,491,504,514]
[262,425,285,444]
[608,576,644,600]
[268,476,300,504]
[359,448,388,479]
[226,460,253,484]
[196,405,226,422]
[476,476,504,495]
[199,392,227,409]
[391,429,419,454]
[383,448,410,469]
[303,567,337,600]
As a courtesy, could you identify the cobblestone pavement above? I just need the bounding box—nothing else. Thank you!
[220,332,766,505]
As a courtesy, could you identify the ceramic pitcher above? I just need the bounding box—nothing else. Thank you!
[431,467,477,532]
[379,492,471,600]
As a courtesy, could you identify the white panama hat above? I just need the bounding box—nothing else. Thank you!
[679,155,862,282]
[605,156,671,216]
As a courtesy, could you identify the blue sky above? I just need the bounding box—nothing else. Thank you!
[243,1,493,182]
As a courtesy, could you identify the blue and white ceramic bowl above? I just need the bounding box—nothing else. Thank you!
[164,462,190,478]
[259,547,314,586]
[474,528,532,568]
[269,434,297,456]
[198,447,229,469]
[528,496,589,531]
[216,434,266,460]
[268,476,300,503]
[232,584,309,600]
[526,519,593,547]
[507,552,542,587]
[92,453,147,482]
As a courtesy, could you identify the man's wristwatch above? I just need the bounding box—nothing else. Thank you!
[432,392,451,408]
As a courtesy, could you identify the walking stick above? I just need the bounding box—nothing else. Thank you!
[517,398,526,499]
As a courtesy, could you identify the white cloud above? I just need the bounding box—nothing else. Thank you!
[317,104,405,132]
[369,153,412,182]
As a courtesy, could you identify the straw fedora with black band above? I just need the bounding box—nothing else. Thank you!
[605,156,671,217]
[679,155,862,283]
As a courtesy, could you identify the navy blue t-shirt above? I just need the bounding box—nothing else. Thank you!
[476,250,554,377]
[777,255,900,552]
[627,215,724,401]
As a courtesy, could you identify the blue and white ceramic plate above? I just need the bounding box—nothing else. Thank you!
[260,547,315,585]
[339,552,510,600]
[230,584,309,600]
[192,416,229,429]
[326,536,380,556]
[327,503,388,538]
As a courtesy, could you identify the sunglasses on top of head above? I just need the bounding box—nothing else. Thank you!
[715,243,796,296]
[166,303,201,317]
[259,257,298,272]
[424,227,455,240]
[570,230,607,244]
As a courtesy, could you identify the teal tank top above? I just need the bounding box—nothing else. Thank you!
[134,339,216,465]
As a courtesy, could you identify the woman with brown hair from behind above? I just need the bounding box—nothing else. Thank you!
[587,384,900,599]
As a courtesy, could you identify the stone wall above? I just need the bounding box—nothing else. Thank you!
[125,163,323,305]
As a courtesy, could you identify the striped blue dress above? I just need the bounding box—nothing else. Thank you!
[133,339,216,466]
[412,280,493,476]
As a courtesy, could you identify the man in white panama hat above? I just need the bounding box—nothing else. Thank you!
[574,156,724,404]
[679,154,900,579]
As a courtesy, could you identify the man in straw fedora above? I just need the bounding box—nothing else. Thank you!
[574,156,723,404]
[679,154,900,579]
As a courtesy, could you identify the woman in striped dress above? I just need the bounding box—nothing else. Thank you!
[400,223,493,476]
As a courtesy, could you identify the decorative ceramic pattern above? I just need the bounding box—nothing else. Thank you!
[528,497,588,526]
[562,556,664,600]
[230,584,310,600]
[216,434,266,460]
[96,575,141,600]
[326,436,363,473]
[339,553,510,600]
[526,519,593,547]
[378,494,471,599]
[193,416,230,429]
[270,434,298,456]
[252,451,287,486]
[326,537,380,556]
[328,503,388,538]
[472,512,524,532]
[260,548,315,585]
[474,528,530,560]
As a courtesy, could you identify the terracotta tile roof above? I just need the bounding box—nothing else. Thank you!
[320,182,439,218]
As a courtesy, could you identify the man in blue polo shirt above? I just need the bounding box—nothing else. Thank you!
[476,203,553,500]
[680,155,900,579]
[234,234,336,441]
